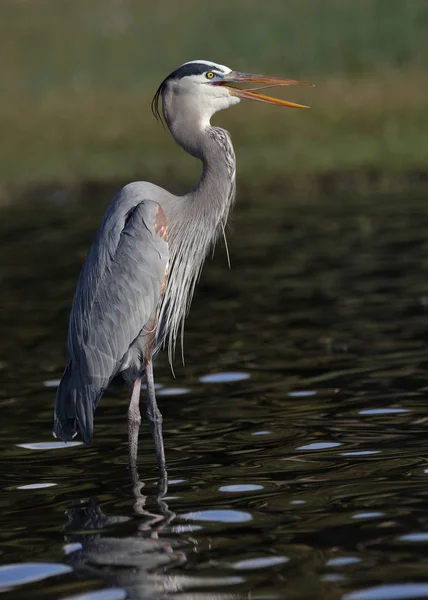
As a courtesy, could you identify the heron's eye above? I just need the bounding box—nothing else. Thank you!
[205,72,215,80]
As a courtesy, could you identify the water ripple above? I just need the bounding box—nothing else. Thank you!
[0,563,71,590]
[219,484,263,492]
[199,372,250,383]
[181,510,253,523]
[232,556,288,569]
[359,408,410,415]
[344,583,428,600]
[17,483,57,490]
[326,557,361,567]
[61,589,127,600]
[400,533,428,542]
[157,387,190,396]
[297,442,341,451]
[16,442,83,450]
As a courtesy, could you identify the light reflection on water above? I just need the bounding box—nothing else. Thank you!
[344,584,428,600]
[2,191,428,598]
[61,589,127,600]
[157,386,190,396]
[16,441,83,450]
[199,372,251,383]
[181,509,253,523]
[0,563,72,590]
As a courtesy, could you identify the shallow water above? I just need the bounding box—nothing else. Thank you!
[2,190,428,599]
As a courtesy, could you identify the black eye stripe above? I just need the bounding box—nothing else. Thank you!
[166,63,224,80]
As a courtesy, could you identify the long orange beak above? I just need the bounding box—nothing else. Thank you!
[217,71,312,109]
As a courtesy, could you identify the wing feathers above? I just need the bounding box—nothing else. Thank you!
[54,198,169,443]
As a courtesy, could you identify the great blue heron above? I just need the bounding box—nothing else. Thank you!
[53,59,310,471]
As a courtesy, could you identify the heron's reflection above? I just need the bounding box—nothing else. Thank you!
[63,461,185,595]
[63,457,242,598]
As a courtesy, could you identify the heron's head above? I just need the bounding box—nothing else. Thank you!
[152,59,311,131]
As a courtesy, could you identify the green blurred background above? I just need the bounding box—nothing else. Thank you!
[1,0,428,195]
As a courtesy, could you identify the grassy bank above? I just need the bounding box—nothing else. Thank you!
[1,0,428,191]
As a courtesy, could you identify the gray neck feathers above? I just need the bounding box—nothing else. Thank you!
[159,118,236,362]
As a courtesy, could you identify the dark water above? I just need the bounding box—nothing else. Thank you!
[2,190,428,600]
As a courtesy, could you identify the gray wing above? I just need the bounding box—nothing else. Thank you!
[54,192,169,443]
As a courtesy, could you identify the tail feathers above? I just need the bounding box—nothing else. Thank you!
[54,371,101,445]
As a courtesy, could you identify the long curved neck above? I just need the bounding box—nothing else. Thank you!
[169,116,236,211]
[159,116,237,361]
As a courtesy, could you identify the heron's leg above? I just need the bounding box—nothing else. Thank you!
[128,377,142,477]
[145,360,166,471]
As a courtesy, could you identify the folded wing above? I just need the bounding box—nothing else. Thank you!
[54,196,169,443]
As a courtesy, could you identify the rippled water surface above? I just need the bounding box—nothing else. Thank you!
[2,190,428,599]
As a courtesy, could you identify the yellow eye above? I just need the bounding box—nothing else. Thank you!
[206,72,215,79]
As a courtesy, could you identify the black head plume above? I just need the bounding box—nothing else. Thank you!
[151,77,168,126]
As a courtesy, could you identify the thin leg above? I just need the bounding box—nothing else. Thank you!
[128,377,142,480]
[145,360,166,471]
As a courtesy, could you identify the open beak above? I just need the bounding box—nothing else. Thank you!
[217,71,312,109]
